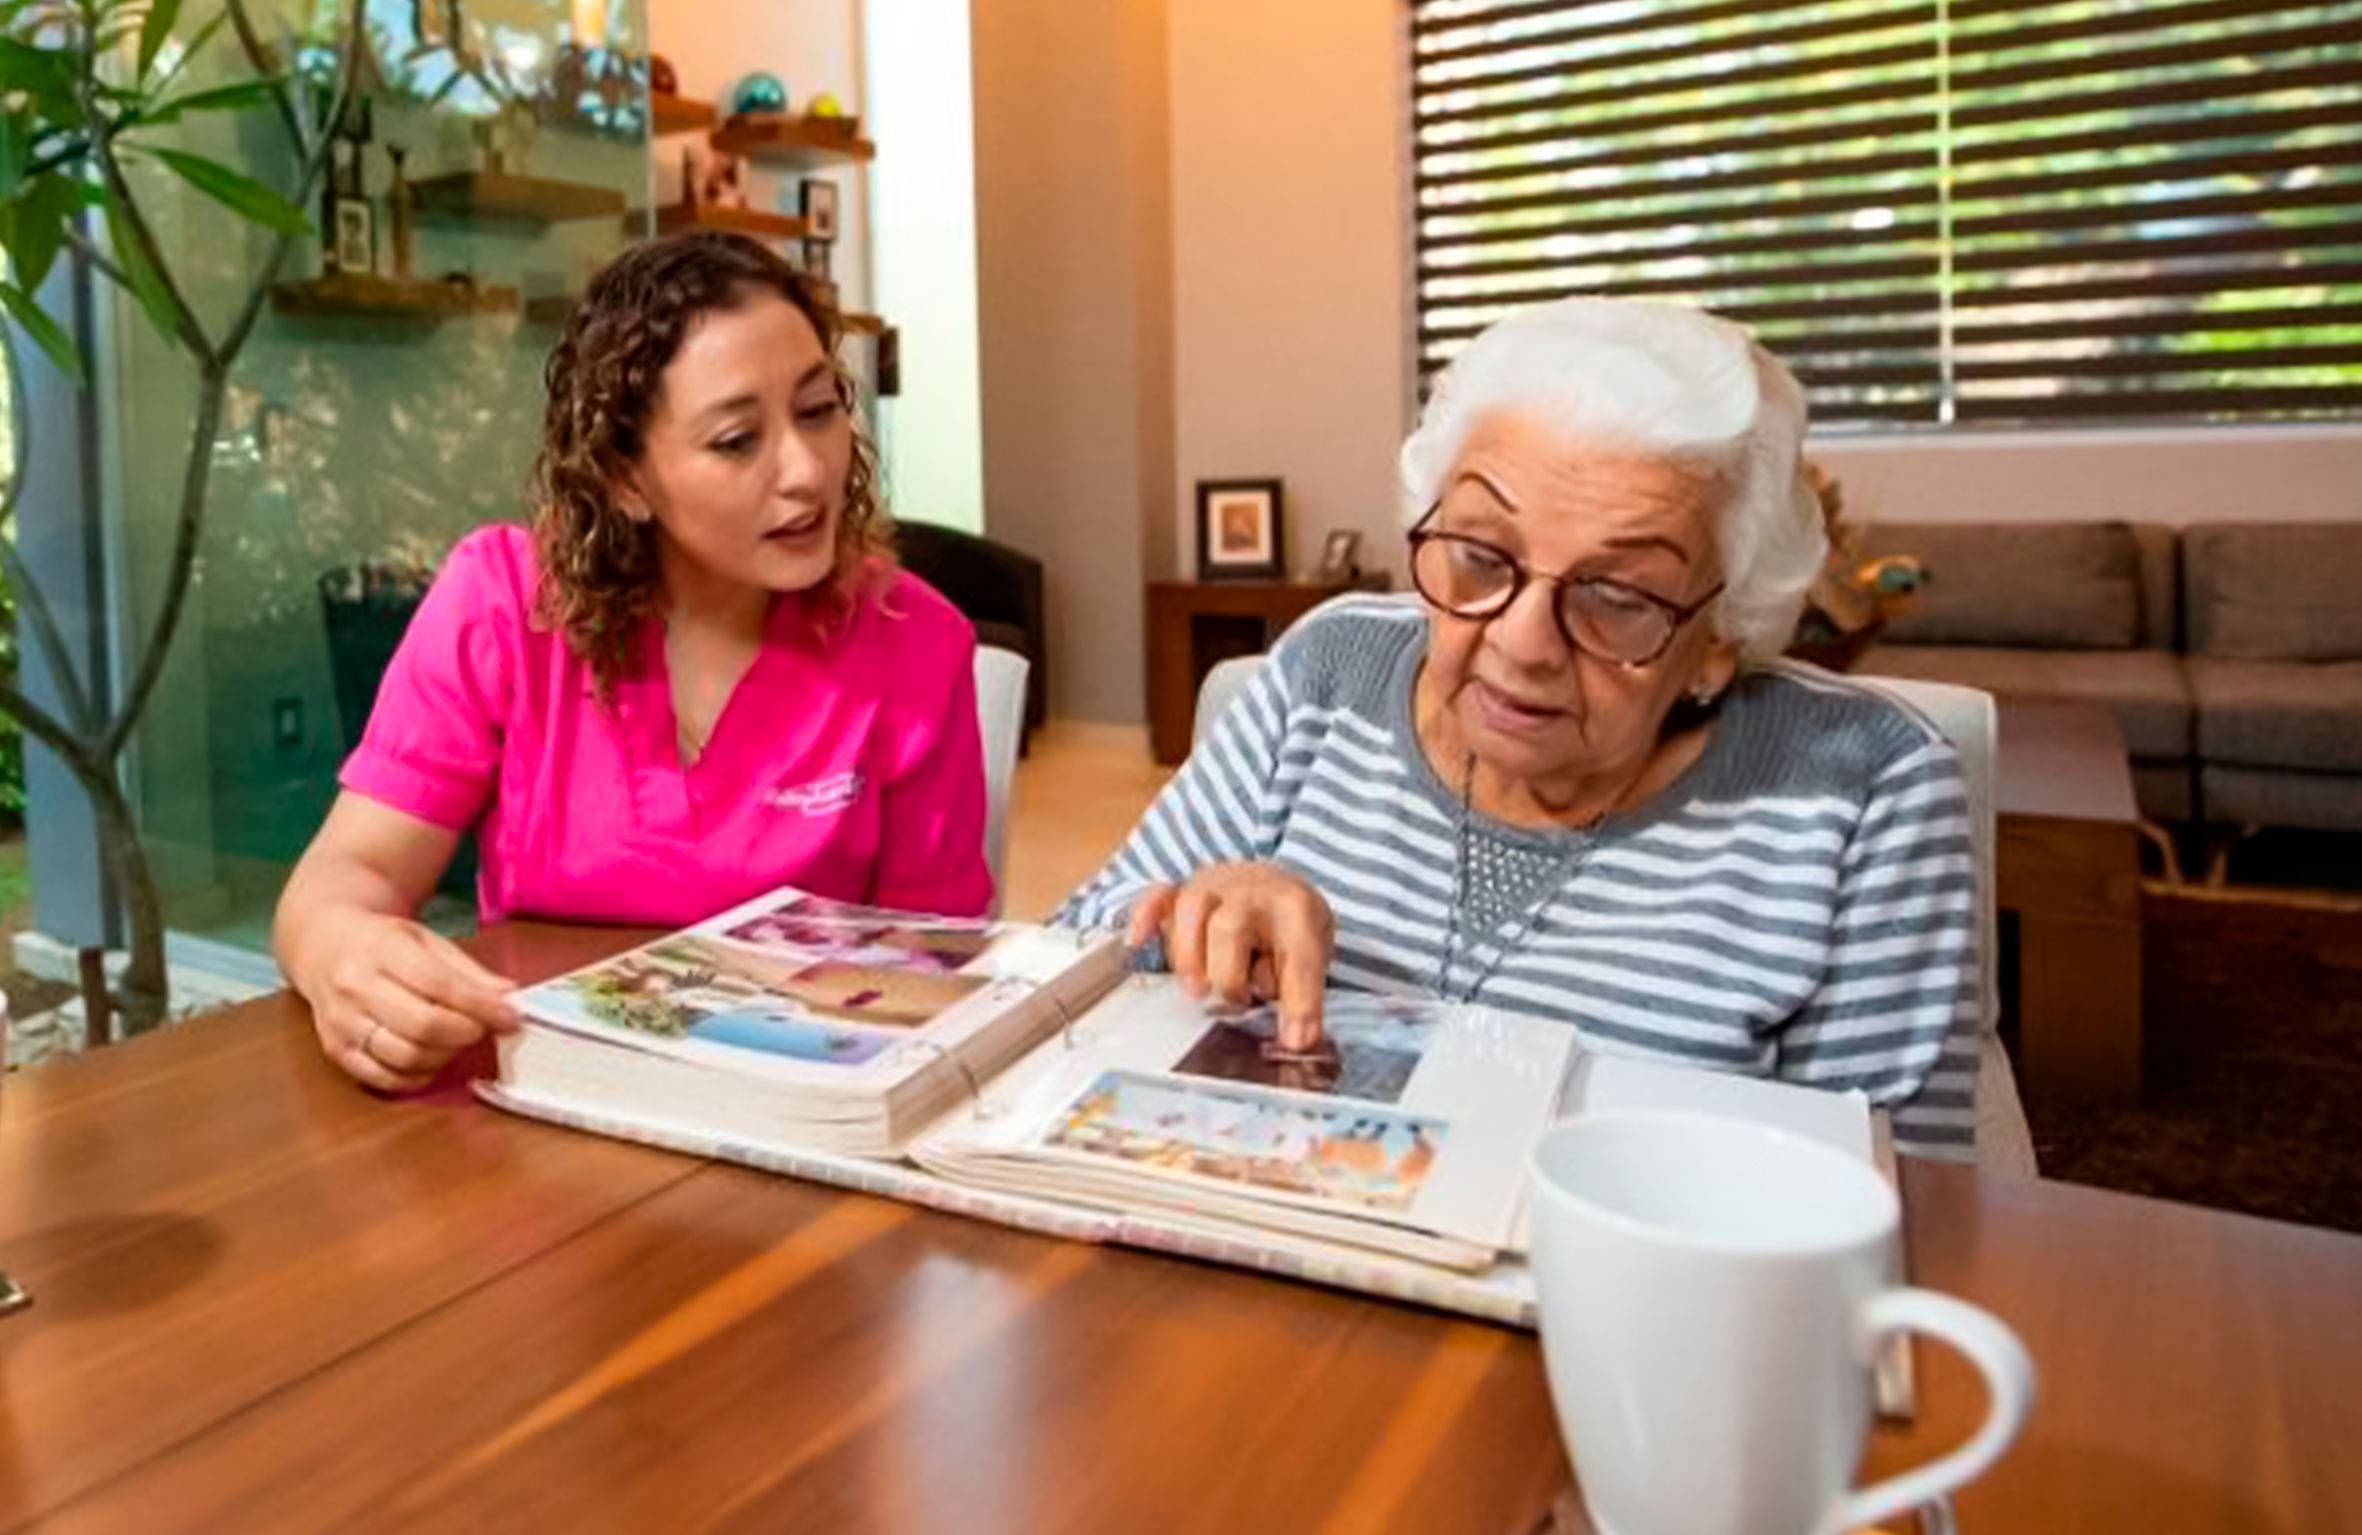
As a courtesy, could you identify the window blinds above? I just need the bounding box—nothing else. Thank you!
[1409,0,2362,428]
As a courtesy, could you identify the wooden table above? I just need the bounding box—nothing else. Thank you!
[1995,699,2146,1105]
[1146,577,1388,764]
[5,925,2359,1534]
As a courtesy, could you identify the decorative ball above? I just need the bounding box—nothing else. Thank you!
[732,72,789,118]
[808,92,844,118]
[649,53,678,97]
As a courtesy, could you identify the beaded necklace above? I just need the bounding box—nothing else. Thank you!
[1429,749,1649,1003]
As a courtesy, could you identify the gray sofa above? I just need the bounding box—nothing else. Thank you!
[1854,519,2362,834]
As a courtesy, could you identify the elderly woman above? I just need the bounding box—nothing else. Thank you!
[1059,299,1978,1159]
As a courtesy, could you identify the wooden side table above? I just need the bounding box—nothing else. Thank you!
[1145,577,1389,764]
[1994,699,2145,1105]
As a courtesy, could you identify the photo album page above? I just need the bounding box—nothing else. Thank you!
[910,977,1582,1271]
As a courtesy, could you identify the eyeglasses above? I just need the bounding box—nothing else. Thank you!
[1406,505,1725,667]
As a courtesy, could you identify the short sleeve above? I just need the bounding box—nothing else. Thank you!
[337,526,525,832]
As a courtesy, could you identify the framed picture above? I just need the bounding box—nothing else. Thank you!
[1317,529,1363,582]
[800,177,839,242]
[801,239,832,283]
[333,199,375,275]
[1196,479,1285,581]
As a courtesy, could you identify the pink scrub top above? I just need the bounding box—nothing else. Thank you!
[339,525,993,925]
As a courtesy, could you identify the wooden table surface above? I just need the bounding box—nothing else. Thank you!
[1994,699,2141,827]
[3,923,2359,1534]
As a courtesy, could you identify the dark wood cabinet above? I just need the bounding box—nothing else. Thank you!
[1145,576,1389,764]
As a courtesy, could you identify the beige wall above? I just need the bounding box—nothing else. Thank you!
[970,0,1406,723]
[1813,426,2362,528]
[971,0,1173,723]
[1168,0,1411,583]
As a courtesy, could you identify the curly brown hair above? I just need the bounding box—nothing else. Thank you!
[529,228,891,697]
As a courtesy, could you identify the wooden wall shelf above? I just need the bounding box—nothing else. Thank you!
[648,204,808,239]
[652,92,718,134]
[524,295,577,326]
[410,172,628,225]
[271,274,520,320]
[708,114,877,167]
[841,311,885,336]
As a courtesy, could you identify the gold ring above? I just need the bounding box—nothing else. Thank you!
[360,1023,385,1062]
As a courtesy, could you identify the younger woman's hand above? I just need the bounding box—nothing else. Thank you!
[305,912,520,1092]
[1127,862,1336,1051]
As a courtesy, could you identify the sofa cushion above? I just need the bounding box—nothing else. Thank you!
[2200,764,2362,835]
[2183,522,2362,662]
[2185,657,2362,773]
[1856,644,2192,760]
[1861,521,2146,650]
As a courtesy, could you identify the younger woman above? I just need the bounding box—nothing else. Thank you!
[277,230,990,1091]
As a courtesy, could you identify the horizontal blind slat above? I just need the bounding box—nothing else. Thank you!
[1417,291,1944,351]
[1956,141,2362,202]
[1953,219,2362,275]
[1413,0,1929,76]
[1419,181,1941,239]
[1952,60,2362,133]
[1955,304,2362,346]
[1945,0,2338,61]
[1955,183,2362,240]
[1421,223,1942,278]
[1420,69,1939,144]
[1416,145,1934,194]
[1955,344,2362,381]
[1956,385,2362,421]
[1950,261,2362,307]
[1953,101,2362,169]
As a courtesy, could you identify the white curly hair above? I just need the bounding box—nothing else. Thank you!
[1398,298,1827,662]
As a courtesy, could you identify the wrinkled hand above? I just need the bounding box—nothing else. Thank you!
[1127,862,1336,1050]
[306,914,520,1092]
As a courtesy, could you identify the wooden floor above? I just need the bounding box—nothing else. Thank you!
[1001,721,1171,922]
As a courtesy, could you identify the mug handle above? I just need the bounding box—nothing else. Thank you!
[1821,1288,2037,1535]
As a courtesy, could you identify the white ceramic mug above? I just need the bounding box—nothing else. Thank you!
[1528,1111,2034,1535]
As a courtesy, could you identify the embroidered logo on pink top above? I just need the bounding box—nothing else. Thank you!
[766,770,867,817]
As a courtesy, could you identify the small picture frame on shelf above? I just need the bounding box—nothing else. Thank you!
[1317,529,1363,583]
[799,177,839,242]
[1196,479,1285,582]
[332,199,376,275]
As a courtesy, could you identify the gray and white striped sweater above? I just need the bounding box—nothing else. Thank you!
[1056,596,1982,1159]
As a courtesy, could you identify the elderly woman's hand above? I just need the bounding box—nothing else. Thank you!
[1126,862,1336,1050]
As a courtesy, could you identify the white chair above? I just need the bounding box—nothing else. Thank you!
[973,645,1032,916]
[1195,655,1263,746]
[1854,674,2036,1176]
[1191,656,2036,1173]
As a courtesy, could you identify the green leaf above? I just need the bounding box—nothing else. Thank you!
[0,278,84,384]
[139,77,280,126]
[137,0,181,80]
[99,189,180,341]
[146,145,308,234]
[5,172,79,292]
[0,38,74,107]
[0,108,24,202]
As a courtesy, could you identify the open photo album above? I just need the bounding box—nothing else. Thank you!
[487,884,1878,1324]
[500,887,1132,1156]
